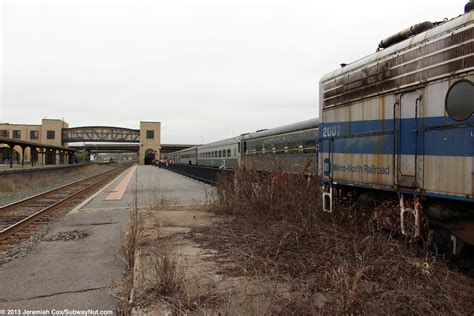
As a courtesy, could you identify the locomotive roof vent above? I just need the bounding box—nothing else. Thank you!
[466,0,474,13]
[378,21,433,50]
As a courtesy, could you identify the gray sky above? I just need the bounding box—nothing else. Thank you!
[0,0,466,144]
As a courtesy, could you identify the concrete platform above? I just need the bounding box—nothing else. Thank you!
[0,166,212,312]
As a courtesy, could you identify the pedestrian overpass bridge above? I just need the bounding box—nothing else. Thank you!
[62,122,160,164]
[62,126,140,143]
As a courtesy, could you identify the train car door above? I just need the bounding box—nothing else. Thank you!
[397,91,422,188]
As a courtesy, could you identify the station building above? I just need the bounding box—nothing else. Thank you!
[0,119,162,165]
[0,119,69,165]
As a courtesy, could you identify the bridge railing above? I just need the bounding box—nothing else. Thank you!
[161,164,233,186]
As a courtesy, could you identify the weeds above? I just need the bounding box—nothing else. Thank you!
[150,244,184,297]
[190,167,474,315]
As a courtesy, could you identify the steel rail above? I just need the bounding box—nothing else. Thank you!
[0,165,129,241]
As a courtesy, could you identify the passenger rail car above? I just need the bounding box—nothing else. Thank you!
[243,119,319,174]
[173,146,198,165]
[319,10,474,254]
[197,136,241,169]
[170,118,319,174]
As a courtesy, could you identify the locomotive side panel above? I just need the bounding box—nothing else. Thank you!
[420,75,473,200]
[320,94,396,188]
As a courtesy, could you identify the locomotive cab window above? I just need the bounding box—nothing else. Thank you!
[445,80,474,121]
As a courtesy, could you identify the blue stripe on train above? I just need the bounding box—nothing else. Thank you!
[320,116,474,157]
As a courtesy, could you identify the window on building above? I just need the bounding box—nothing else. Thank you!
[30,130,39,140]
[227,149,231,157]
[12,130,21,139]
[47,130,55,139]
[146,130,154,139]
[0,130,8,137]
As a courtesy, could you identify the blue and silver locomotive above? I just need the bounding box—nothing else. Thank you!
[319,8,473,254]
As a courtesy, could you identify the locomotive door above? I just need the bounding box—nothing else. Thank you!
[397,91,422,188]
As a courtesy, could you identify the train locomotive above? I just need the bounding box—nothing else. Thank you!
[170,6,473,256]
[320,8,473,256]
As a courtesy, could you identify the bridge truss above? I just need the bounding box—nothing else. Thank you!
[62,126,140,143]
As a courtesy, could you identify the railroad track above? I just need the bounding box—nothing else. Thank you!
[0,164,130,245]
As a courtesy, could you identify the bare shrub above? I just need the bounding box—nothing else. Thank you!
[190,166,474,315]
[137,240,226,314]
[150,244,184,297]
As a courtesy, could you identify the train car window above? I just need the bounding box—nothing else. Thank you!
[264,144,272,154]
[304,140,317,153]
[445,80,474,121]
[287,143,297,154]
[274,143,284,154]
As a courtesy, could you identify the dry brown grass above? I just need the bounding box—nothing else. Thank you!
[113,207,139,316]
[138,241,226,314]
[189,168,474,315]
[0,164,105,195]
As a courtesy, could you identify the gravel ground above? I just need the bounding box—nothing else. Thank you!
[0,222,51,265]
[0,164,116,207]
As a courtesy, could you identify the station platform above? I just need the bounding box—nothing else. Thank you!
[0,166,212,312]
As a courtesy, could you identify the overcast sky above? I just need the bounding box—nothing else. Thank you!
[0,0,467,144]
